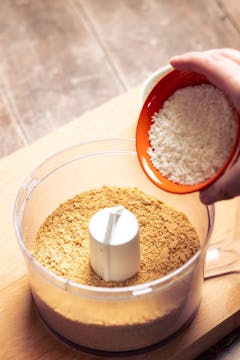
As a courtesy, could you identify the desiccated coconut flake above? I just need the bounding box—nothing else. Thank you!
[148,84,238,185]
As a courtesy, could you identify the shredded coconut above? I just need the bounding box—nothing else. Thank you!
[148,84,238,185]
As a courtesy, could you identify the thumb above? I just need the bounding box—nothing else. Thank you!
[200,160,240,204]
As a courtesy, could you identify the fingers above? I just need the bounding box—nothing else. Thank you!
[170,50,240,110]
[200,160,240,204]
[170,48,240,70]
[170,50,239,80]
[170,48,240,204]
[208,48,240,65]
[170,51,204,73]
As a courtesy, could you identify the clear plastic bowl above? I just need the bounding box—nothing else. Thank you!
[14,139,214,353]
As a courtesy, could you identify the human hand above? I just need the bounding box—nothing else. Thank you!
[170,49,240,204]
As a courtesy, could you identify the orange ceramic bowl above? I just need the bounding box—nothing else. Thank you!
[136,68,240,194]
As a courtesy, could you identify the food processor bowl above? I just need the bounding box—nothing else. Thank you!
[14,139,214,353]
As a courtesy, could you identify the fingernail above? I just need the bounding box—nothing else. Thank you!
[170,55,180,62]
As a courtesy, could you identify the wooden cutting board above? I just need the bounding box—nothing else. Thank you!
[0,86,239,360]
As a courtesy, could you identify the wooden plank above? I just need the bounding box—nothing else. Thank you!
[0,86,26,157]
[0,0,123,145]
[1,0,240,158]
[0,85,239,360]
[217,0,240,31]
[75,0,240,88]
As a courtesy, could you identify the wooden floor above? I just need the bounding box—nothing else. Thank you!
[0,0,240,158]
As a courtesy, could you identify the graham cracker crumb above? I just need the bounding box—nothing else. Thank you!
[32,186,200,287]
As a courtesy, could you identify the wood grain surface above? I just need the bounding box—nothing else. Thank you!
[0,0,240,157]
[0,85,239,360]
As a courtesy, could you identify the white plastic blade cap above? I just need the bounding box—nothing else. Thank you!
[88,206,140,281]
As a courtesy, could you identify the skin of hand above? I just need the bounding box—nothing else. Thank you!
[170,49,240,205]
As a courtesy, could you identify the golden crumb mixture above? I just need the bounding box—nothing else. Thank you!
[33,186,200,287]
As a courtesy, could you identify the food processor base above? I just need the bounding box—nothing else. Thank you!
[35,302,199,357]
